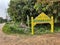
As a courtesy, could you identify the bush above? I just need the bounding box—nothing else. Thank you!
[2,23,31,34]
[3,24,11,34]
[34,24,51,34]
[2,22,60,35]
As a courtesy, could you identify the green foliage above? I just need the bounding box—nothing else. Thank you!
[2,23,11,34]
[34,24,60,35]
[8,0,60,23]
[2,22,31,34]
[34,3,47,12]
[0,17,7,23]
[6,1,60,35]
[3,22,60,35]
[34,24,51,34]
[34,2,60,22]
[7,0,37,23]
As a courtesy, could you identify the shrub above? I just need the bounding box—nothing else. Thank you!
[2,22,60,35]
[2,23,31,34]
[2,24,11,34]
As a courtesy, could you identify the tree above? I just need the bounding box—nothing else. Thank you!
[0,17,7,23]
[34,1,60,23]
[8,0,60,24]
[7,0,38,25]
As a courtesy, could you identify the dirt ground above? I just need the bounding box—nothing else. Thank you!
[0,23,60,45]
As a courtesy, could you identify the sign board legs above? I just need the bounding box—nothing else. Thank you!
[31,17,34,35]
[51,16,54,32]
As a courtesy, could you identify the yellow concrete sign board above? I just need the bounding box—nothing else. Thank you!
[35,12,50,20]
[31,12,54,35]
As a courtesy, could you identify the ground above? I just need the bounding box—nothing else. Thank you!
[0,23,60,45]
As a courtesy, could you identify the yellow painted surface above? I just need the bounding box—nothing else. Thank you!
[35,12,50,20]
[51,16,54,32]
[31,17,34,35]
[31,12,54,35]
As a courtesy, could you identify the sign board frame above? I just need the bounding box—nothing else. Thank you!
[31,12,54,35]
